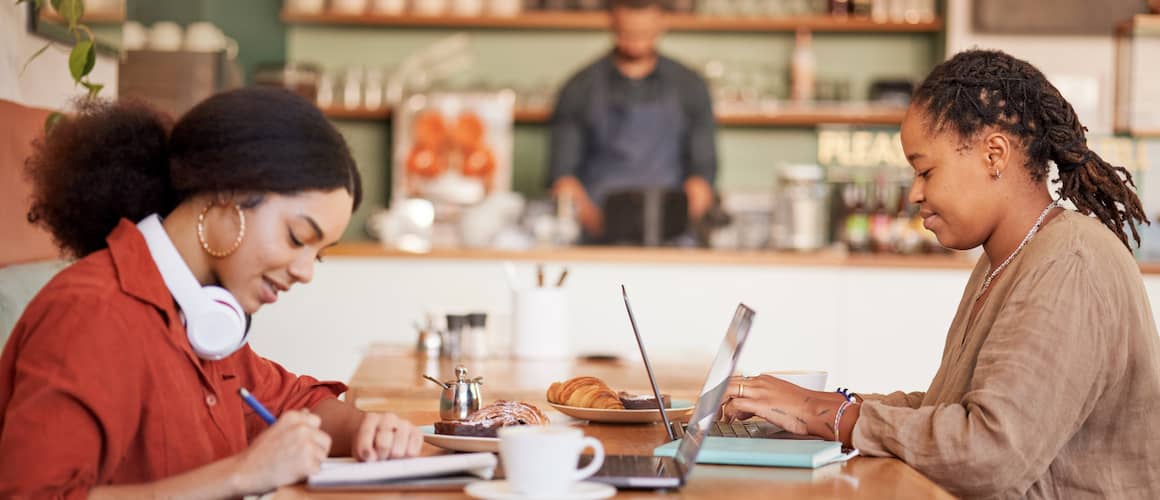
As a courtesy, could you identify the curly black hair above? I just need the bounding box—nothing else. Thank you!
[913,49,1148,249]
[25,87,362,258]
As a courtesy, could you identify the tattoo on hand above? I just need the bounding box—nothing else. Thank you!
[816,409,830,417]
[825,422,836,434]
[770,408,787,415]
[794,416,808,427]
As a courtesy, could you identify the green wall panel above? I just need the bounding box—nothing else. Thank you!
[288,25,938,240]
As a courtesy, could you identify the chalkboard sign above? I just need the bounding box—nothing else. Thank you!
[973,0,1148,35]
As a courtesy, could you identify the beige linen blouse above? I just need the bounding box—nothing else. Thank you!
[852,210,1160,499]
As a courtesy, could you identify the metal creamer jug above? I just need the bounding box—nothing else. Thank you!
[424,365,482,421]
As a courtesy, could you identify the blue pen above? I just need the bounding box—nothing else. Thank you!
[238,387,277,425]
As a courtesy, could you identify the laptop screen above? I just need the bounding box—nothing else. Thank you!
[672,304,754,477]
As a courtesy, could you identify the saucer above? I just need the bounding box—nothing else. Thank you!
[419,425,500,453]
[464,480,616,500]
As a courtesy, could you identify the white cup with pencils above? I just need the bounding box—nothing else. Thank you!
[510,264,569,359]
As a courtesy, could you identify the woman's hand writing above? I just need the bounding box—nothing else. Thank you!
[232,410,331,494]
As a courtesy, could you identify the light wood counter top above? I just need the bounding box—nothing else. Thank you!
[326,243,978,271]
[327,242,1160,274]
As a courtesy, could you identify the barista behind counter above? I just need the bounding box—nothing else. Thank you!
[548,0,718,244]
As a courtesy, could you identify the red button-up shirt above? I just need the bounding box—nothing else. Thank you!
[0,219,346,498]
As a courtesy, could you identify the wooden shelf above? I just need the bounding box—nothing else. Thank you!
[41,10,125,24]
[717,106,906,126]
[321,106,391,120]
[282,10,942,32]
[319,104,907,126]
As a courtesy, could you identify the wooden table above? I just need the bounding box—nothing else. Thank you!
[344,346,713,404]
[274,350,953,499]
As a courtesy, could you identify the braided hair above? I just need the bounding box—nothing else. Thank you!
[913,49,1148,249]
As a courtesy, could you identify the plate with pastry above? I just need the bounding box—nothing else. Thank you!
[423,400,550,453]
[546,376,694,424]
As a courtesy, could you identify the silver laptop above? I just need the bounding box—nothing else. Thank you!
[583,286,754,489]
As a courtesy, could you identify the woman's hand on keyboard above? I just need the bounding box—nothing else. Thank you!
[721,375,814,435]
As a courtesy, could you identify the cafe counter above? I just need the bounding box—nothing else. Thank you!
[248,242,1160,398]
[324,243,979,271]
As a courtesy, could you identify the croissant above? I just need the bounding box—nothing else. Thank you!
[547,376,625,410]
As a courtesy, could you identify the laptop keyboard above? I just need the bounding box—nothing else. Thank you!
[709,421,762,438]
[586,455,672,477]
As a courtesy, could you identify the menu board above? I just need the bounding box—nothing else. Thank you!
[391,92,515,208]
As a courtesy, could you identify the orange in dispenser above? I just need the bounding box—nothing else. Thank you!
[406,145,445,178]
[453,112,486,149]
[413,111,448,148]
[461,146,496,179]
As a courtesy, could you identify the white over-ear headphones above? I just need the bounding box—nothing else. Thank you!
[138,214,249,360]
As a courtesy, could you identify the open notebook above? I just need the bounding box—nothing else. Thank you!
[654,436,855,468]
[307,452,497,491]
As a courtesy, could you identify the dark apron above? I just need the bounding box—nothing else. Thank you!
[581,67,685,207]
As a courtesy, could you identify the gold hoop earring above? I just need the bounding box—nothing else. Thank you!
[197,203,245,258]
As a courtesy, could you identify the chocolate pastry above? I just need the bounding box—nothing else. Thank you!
[618,391,672,410]
[433,400,549,437]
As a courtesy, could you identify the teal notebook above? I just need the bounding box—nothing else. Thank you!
[653,437,848,469]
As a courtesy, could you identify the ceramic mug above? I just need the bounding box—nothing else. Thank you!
[332,0,369,14]
[498,426,604,496]
[183,22,237,58]
[147,21,183,51]
[121,21,147,51]
[763,369,828,391]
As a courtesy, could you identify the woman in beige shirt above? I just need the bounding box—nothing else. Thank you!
[723,49,1160,499]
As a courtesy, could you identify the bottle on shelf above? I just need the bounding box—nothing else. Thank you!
[869,177,894,253]
[871,0,889,22]
[830,0,850,17]
[892,181,923,254]
[790,28,816,104]
[851,0,871,18]
[842,181,871,253]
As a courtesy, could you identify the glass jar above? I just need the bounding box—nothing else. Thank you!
[772,164,830,251]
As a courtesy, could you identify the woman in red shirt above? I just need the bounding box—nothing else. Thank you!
[0,88,425,498]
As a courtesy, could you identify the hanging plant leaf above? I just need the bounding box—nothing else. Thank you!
[16,0,46,10]
[68,40,95,82]
[52,0,84,29]
[20,41,52,77]
[44,111,65,133]
[81,80,104,98]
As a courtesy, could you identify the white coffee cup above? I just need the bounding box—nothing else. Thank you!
[412,0,448,16]
[122,21,147,51]
[511,288,568,359]
[332,0,369,14]
[372,0,408,14]
[147,21,183,51]
[288,0,326,13]
[183,22,238,58]
[498,426,604,496]
[765,369,828,391]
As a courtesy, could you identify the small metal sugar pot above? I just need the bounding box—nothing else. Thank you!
[423,365,483,421]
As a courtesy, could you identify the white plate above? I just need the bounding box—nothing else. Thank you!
[465,480,616,500]
[547,399,695,424]
[419,425,499,453]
